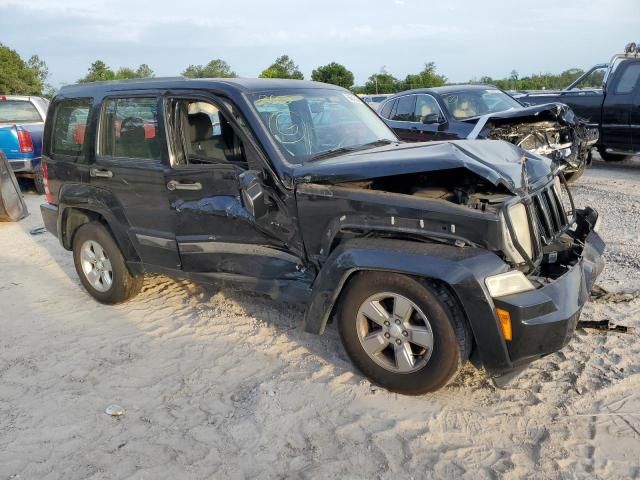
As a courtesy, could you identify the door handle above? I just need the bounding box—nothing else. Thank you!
[90,168,113,178]
[167,180,202,191]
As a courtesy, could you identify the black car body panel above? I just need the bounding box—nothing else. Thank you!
[39,78,604,385]
[379,85,598,177]
[515,49,640,157]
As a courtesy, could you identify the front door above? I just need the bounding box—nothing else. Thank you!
[601,61,640,153]
[413,94,448,141]
[162,93,307,282]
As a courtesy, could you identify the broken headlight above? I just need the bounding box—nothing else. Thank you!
[501,203,534,265]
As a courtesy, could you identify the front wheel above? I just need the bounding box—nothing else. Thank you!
[338,272,471,395]
[598,147,629,162]
[72,222,142,304]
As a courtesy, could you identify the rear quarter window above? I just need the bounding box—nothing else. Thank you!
[51,99,92,159]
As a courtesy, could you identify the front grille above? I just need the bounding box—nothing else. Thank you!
[530,183,569,246]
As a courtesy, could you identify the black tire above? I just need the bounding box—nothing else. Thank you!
[563,162,586,183]
[598,148,629,162]
[338,272,471,395]
[33,164,45,195]
[72,222,142,304]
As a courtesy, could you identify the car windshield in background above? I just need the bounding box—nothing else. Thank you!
[442,89,522,120]
[251,89,397,164]
[0,100,42,123]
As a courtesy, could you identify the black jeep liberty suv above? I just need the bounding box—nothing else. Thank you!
[39,78,605,395]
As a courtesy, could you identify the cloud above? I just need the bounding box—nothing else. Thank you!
[1,0,638,88]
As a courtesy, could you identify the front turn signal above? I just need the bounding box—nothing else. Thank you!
[496,308,512,341]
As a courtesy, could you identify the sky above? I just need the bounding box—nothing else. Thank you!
[1,0,638,89]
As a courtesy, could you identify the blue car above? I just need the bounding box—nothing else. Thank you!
[0,95,49,194]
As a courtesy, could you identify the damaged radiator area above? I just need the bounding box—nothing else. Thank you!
[488,120,598,170]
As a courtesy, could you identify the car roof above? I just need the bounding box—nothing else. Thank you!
[57,77,344,97]
[385,84,501,100]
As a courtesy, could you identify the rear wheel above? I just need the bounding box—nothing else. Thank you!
[33,165,45,195]
[72,222,142,304]
[338,272,471,395]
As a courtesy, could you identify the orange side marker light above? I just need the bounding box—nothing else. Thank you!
[496,308,512,341]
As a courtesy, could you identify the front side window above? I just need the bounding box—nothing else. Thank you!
[0,99,42,123]
[442,89,522,120]
[391,95,416,122]
[414,95,442,122]
[251,89,397,164]
[51,99,91,158]
[166,98,246,167]
[614,63,640,94]
[100,97,160,160]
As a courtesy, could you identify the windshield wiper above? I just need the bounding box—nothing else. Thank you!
[308,146,358,162]
[308,139,395,162]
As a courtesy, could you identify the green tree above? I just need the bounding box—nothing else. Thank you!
[79,61,155,83]
[182,59,237,78]
[78,60,116,83]
[0,43,44,95]
[135,64,155,79]
[402,62,447,90]
[311,62,354,88]
[259,55,304,80]
[363,72,399,94]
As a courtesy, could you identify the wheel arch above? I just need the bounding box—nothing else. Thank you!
[57,184,141,265]
[303,237,515,372]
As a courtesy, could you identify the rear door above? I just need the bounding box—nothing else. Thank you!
[385,95,419,141]
[90,93,181,269]
[163,92,307,280]
[601,61,640,153]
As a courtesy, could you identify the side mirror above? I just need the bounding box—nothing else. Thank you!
[239,171,268,219]
[520,101,531,107]
[422,113,444,124]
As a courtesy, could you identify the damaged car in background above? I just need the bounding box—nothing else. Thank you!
[40,78,604,395]
[378,85,599,181]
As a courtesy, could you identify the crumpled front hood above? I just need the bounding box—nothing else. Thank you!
[465,102,582,136]
[293,140,554,195]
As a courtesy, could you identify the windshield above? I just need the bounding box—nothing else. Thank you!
[442,89,522,120]
[0,100,42,123]
[251,89,397,164]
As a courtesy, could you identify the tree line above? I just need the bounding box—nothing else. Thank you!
[1,42,603,98]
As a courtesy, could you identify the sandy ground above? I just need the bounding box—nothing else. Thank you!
[1,158,640,480]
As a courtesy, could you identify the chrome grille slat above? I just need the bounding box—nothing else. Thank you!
[531,183,569,247]
[545,189,562,231]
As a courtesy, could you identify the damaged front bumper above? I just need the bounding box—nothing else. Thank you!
[488,221,605,386]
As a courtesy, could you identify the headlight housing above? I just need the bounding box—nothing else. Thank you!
[485,270,535,298]
[501,202,534,265]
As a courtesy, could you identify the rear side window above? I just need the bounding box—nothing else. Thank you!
[0,99,42,123]
[391,96,416,122]
[615,63,640,94]
[100,97,160,160]
[51,99,92,158]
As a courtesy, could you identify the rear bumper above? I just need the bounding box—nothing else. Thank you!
[40,203,59,238]
[489,229,605,384]
[8,156,39,174]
